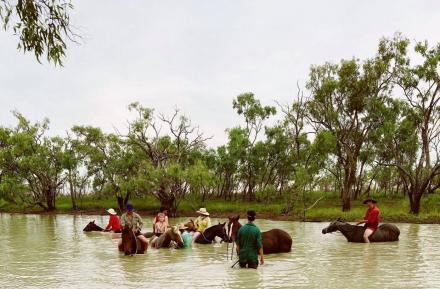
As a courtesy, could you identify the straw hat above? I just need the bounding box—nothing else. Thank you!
[106,208,117,215]
[196,208,210,216]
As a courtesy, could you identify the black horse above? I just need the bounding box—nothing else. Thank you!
[322,219,400,243]
[194,222,228,244]
[83,220,104,232]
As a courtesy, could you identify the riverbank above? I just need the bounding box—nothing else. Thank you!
[2,194,440,223]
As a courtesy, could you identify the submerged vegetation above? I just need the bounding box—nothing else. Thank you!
[1,34,440,219]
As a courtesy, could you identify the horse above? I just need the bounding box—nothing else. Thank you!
[83,220,104,232]
[149,226,184,249]
[321,218,400,243]
[227,215,292,254]
[118,224,148,255]
[194,222,228,244]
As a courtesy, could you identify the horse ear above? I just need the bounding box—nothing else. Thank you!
[236,215,240,220]
[92,220,95,223]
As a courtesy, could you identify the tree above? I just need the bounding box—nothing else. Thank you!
[0,0,76,65]
[232,93,276,201]
[307,41,397,211]
[380,37,440,214]
[7,112,66,211]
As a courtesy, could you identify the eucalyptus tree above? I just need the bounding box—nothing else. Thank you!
[232,93,276,201]
[306,41,398,211]
[126,102,209,214]
[0,0,76,65]
[380,37,440,214]
[7,112,66,211]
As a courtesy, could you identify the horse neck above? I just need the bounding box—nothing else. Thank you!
[232,221,241,240]
[203,225,219,241]
[337,223,361,241]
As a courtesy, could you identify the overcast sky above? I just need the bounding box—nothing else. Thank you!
[1,0,439,147]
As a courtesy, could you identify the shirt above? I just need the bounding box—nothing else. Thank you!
[364,207,380,230]
[194,216,211,233]
[120,212,144,231]
[105,215,121,231]
[236,222,263,263]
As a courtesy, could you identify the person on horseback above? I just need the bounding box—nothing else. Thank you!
[192,208,211,246]
[236,210,264,269]
[104,208,121,233]
[154,213,168,235]
[120,203,149,247]
[356,198,380,243]
[153,207,169,234]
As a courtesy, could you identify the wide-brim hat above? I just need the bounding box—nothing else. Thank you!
[196,208,210,216]
[363,198,377,204]
[106,208,117,215]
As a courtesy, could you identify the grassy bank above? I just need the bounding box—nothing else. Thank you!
[2,193,440,223]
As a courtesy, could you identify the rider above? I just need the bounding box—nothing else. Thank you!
[236,210,264,269]
[154,213,168,235]
[153,207,169,234]
[356,198,380,243]
[120,203,149,247]
[104,208,121,233]
[192,208,211,246]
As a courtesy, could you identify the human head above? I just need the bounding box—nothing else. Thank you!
[158,213,165,222]
[363,198,377,209]
[126,203,134,214]
[247,210,256,222]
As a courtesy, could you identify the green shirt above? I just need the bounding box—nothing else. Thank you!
[236,222,263,263]
[120,212,143,231]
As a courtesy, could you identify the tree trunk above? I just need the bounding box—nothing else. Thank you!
[409,191,422,214]
[341,163,356,212]
[68,170,78,210]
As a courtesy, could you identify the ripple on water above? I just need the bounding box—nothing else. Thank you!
[2,215,440,289]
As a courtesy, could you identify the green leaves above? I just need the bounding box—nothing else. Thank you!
[0,0,76,65]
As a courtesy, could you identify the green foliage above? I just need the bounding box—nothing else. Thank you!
[0,0,76,65]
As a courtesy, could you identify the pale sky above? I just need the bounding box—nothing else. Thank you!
[0,0,439,147]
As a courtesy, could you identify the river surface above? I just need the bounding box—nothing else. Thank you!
[1,213,440,288]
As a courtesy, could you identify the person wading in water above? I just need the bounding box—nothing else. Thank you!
[119,203,149,248]
[356,198,380,243]
[235,210,264,269]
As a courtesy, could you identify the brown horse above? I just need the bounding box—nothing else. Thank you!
[149,226,184,249]
[227,216,292,254]
[118,224,148,255]
[322,219,400,243]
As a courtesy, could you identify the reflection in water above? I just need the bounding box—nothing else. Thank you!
[1,213,440,288]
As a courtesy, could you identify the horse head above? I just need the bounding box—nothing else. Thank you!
[214,222,228,242]
[121,224,135,255]
[169,226,184,248]
[322,218,345,234]
[83,220,103,232]
[227,215,241,242]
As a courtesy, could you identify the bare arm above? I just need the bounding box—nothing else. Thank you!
[259,248,264,265]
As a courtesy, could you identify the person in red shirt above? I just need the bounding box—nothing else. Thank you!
[104,208,121,233]
[356,198,380,243]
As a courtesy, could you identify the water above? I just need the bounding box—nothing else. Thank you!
[1,213,440,289]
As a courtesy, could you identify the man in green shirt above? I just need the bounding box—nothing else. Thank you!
[235,210,264,269]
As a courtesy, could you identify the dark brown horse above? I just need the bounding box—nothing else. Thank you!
[322,219,400,243]
[118,224,148,255]
[194,222,229,244]
[227,216,292,254]
[83,220,104,232]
